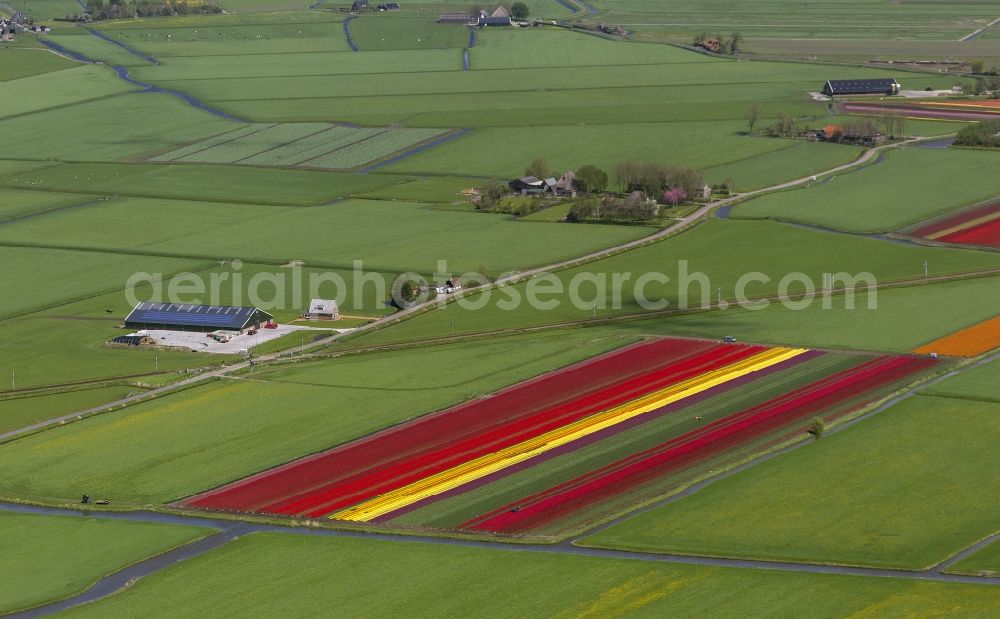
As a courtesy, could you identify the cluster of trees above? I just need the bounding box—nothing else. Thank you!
[613,160,705,197]
[80,0,221,20]
[955,119,1000,148]
[693,32,743,55]
[970,61,1000,76]
[973,75,1000,96]
[567,194,658,224]
[510,2,529,20]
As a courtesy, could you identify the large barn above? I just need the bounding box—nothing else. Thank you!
[822,78,900,96]
[124,303,273,333]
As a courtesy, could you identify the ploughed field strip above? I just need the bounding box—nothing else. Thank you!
[910,198,1000,248]
[187,337,938,535]
[150,122,450,170]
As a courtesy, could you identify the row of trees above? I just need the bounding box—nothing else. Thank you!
[81,0,221,20]
[613,160,705,197]
[955,119,1000,147]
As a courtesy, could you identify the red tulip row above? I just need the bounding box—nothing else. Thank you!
[462,354,936,533]
[186,338,755,516]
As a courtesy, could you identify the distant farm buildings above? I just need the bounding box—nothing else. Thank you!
[822,78,900,96]
[124,303,273,334]
[351,0,369,12]
[509,172,577,196]
[439,4,512,26]
[377,2,400,10]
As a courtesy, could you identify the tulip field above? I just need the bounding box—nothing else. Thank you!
[913,315,1000,357]
[910,198,1000,248]
[187,337,938,535]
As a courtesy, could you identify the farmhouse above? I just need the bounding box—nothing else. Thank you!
[124,302,273,334]
[509,175,546,194]
[351,0,369,12]
[822,78,900,96]
[555,171,576,196]
[377,2,400,10]
[303,298,340,320]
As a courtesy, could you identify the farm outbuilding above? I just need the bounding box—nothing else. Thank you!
[124,303,273,334]
[377,2,399,10]
[509,176,545,194]
[303,298,340,320]
[351,0,369,11]
[822,78,900,96]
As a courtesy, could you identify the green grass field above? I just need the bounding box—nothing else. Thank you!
[65,532,1000,617]
[383,122,862,183]
[597,275,1000,353]
[44,31,154,66]
[0,510,210,614]
[0,196,651,274]
[0,188,92,222]
[0,331,638,504]
[0,162,394,205]
[0,47,78,81]
[730,148,1000,233]
[349,15,470,51]
[134,48,463,80]
[922,358,1000,403]
[344,218,1000,344]
[0,246,209,320]
[583,394,1000,570]
[98,17,352,56]
[0,385,137,433]
[4,0,84,21]
[948,541,1000,576]
[0,65,135,120]
[470,26,713,70]
[0,93,234,161]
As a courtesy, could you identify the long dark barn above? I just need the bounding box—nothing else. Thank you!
[124,303,273,333]
[822,78,900,96]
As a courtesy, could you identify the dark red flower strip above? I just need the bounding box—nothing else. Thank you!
[464,355,935,533]
[187,338,729,513]
[276,344,765,517]
[912,199,1000,239]
[940,217,1000,247]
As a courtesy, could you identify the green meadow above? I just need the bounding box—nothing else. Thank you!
[0,196,651,274]
[0,65,135,120]
[584,395,1000,570]
[731,147,1000,233]
[0,385,137,433]
[0,93,234,161]
[0,511,210,615]
[345,218,1000,344]
[66,533,1000,617]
